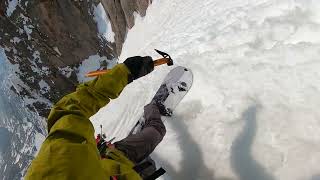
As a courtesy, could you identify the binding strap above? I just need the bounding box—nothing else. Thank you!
[144,168,166,180]
[133,161,166,180]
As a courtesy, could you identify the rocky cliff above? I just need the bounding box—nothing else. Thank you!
[0,0,151,179]
[0,0,151,117]
[101,0,151,55]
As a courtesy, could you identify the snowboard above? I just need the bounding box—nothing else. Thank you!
[129,66,194,135]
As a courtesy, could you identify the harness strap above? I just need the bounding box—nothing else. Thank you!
[144,168,166,180]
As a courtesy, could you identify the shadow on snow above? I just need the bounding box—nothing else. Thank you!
[153,102,278,180]
[153,100,214,180]
[230,104,275,180]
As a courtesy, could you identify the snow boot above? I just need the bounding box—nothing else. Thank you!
[151,84,172,116]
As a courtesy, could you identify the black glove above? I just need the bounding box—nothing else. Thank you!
[124,56,154,83]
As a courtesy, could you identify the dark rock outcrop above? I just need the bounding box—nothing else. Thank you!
[26,0,117,115]
[0,0,151,117]
[0,0,115,117]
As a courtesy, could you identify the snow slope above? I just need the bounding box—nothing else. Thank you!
[93,3,115,43]
[92,0,320,179]
[0,48,46,179]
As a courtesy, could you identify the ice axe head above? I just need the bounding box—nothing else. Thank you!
[155,49,173,66]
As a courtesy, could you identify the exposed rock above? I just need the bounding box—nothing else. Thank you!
[0,0,153,177]
[121,0,150,28]
[0,0,116,117]
[0,0,151,117]
[0,1,6,17]
[0,75,47,180]
[101,0,151,55]
[30,0,114,66]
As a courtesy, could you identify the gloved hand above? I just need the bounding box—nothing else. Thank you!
[124,56,154,83]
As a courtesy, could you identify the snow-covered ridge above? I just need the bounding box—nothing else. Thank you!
[92,0,320,179]
[93,3,115,43]
[0,48,46,179]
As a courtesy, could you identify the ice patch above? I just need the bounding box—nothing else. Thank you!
[59,66,73,78]
[14,154,20,164]
[34,133,45,155]
[6,0,18,17]
[10,37,21,44]
[53,47,62,56]
[1,47,52,108]
[38,80,50,94]
[20,14,33,40]
[32,51,41,63]
[0,47,47,177]
[93,3,115,42]
[77,54,116,83]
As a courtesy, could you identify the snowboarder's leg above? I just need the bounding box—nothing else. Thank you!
[114,103,166,163]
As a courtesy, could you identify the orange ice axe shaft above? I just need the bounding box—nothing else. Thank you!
[85,49,173,77]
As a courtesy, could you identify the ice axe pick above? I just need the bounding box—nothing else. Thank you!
[153,49,174,66]
[85,49,173,77]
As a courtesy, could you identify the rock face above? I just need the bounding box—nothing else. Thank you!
[0,0,113,117]
[0,0,151,179]
[0,0,151,117]
[101,0,151,55]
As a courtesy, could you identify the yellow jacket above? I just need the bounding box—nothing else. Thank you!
[25,64,141,180]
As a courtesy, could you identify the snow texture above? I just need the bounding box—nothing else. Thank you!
[77,55,102,83]
[6,0,18,17]
[38,79,50,94]
[91,0,320,180]
[77,54,117,83]
[10,37,21,44]
[20,14,33,40]
[58,66,73,78]
[2,46,51,109]
[34,133,45,155]
[0,47,47,179]
[93,3,115,42]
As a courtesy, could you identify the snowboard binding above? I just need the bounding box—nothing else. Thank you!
[152,84,173,116]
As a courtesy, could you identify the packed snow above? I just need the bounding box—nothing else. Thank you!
[58,66,73,78]
[20,14,33,40]
[91,0,320,180]
[93,3,115,43]
[77,54,116,83]
[34,132,45,155]
[38,80,50,94]
[6,0,18,17]
[0,47,47,178]
[10,37,21,44]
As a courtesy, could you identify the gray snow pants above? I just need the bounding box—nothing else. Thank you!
[114,103,166,163]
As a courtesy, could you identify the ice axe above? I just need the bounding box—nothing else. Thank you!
[85,49,173,77]
[153,49,174,66]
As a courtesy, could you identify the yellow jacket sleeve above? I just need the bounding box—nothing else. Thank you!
[48,63,129,132]
[47,63,130,143]
[25,64,142,180]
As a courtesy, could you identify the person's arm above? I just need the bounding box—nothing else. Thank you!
[46,56,154,144]
[47,64,130,143]
[25,57,154,180]
[48,64,129,129]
